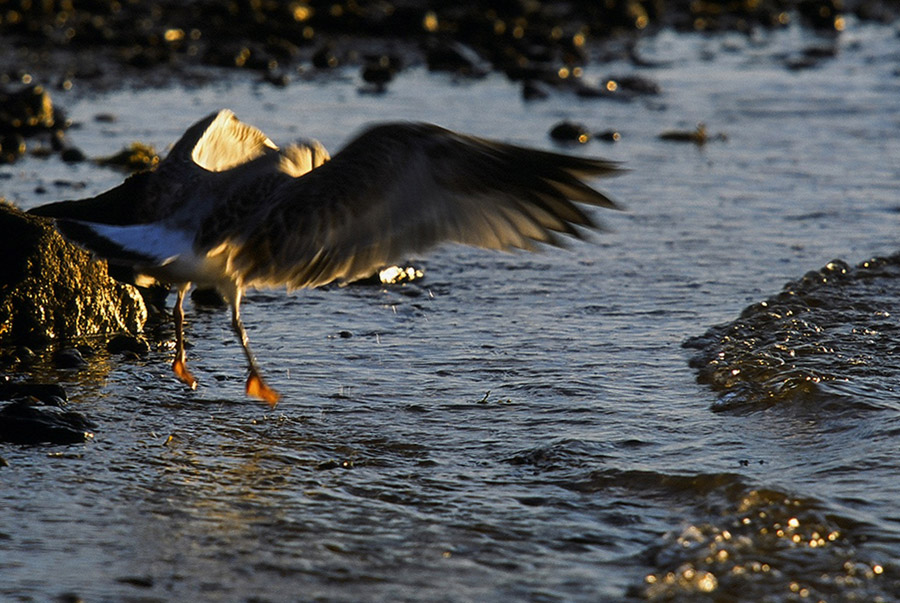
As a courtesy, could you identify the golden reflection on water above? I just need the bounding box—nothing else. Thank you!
[641,489,891,601]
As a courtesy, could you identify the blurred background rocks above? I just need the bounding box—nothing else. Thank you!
[1,0,894,93]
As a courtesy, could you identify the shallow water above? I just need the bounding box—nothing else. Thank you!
[2,20,900,602]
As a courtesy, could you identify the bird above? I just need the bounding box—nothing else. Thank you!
[30,109,622,407]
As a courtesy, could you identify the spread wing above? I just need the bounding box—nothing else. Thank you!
[30,109,281,226]
[169,109,278,173]
[199,122,623,290]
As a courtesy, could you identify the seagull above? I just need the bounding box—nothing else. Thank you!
[31,110,622,407]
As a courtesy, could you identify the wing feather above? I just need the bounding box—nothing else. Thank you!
[199,122,622,289]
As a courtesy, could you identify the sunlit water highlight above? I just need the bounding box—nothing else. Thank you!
[2,21,900,602]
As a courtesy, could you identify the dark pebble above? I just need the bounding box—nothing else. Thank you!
[0,398,95,445]
[263,72,290,87]
[191,287,226,307]
[116,576,154,588]
[0,380,67,403]
[0,133,26,163]
[595,129,622,142]
[608,75,661,95]
[549,121,591,144]
[362,54,401,89]
[425,41,488,77]
[361,64,394,90]
[107,334,150,356]
[60,147,86,162]
[659,123,708,145]
[522,80,550,101]
[312,44,339,69]
[573,83,609,99]
[52,179,87,189]
[13,346,37,364]
[50,129,66,151]
[95,142,159,172]
[53,348,88,369]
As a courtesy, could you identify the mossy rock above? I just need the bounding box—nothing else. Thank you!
[0,200,147,347]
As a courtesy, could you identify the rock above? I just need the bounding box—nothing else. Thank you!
[0,200,147,347]
[0,84,68,164]
[190,287,226,307]
[595,129,622,142]
[12,345,37,364]
[425,41,489,77]
[659,123,727,145]
[360,55,400,92]
[522,80,551,101]
[312,43,340,69]
[60,147,86,163]
[0,133,26,164]
[0,84,58,135]
[53,347,88,369]
[659,123,709,145]
[95,142,159,172]
[106,333,150,356]
[549,121,591,144]
[0,379,67,403]
[0,397,95,444]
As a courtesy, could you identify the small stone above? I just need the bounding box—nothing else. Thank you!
[0,381,67,403]
[61,147,86,162]
[361,54,400,90]
[53,348,88,369]
[659,123,709,145]
[522,80,550,101]
[95,142,159,172]
[312,44,339,69]
[596,129,621,142]
[0,133,26,163]
[191,287,226,307]
[0,398,95,445]
[13,346,36,363]
[107,334,150,356]
[549,121,591,144]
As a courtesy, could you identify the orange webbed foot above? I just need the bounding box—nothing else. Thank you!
[246,372,280,407]
[173,358,198,390]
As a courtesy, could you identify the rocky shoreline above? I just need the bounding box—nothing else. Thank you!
[2,0,896,94]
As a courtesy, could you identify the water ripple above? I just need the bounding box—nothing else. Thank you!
[686,255,900,412]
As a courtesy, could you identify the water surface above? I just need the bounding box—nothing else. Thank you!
[2,21,900,602]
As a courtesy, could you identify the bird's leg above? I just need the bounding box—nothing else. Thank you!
[230,289,280,407]
[172,284,198,390]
